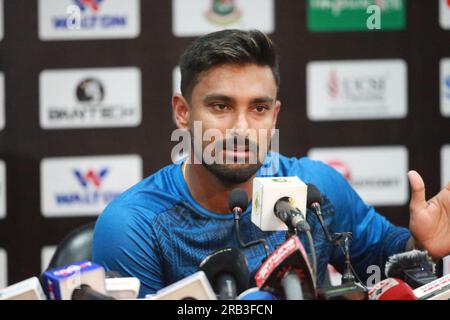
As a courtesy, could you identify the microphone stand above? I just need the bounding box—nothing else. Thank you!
[309,205,368,299]
[232,207,270,259]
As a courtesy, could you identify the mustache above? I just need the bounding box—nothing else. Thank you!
[217,136,259,151]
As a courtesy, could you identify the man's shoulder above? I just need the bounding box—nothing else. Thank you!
[276,153,338,178]
[275,153,350,197]
[101,162,184,222]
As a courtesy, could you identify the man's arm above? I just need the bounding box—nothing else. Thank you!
[93,203,165,297]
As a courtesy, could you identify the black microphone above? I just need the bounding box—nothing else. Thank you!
[385,250,437,289]
[306,183,334,244]
[199,248,250,300]
[229,188,270,259]
[273,197,311,233]
[229,188,248,216]
[72,285,116,300]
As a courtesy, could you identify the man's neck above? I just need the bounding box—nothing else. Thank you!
[183,161,253,214]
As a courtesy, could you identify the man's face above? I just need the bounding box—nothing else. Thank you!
[186,63,280,184]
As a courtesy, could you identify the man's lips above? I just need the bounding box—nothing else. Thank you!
[223,148,251,157]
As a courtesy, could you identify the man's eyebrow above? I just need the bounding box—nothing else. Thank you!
[203,94,235,103]
[251,97,274,104]
[203,94,274,104]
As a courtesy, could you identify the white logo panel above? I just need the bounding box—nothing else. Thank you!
[307,60,407,121]
[38,0,140,40]
[0,160,5,219]
[308,146,409,206]
[172,0,274,37]
[0,249,6,289]
[40,155,142,217]
[0,0,4,41]
[0,72,4,131]
[442,145,450,189]
[39,67,141,129]
[440,0,450,30]
[440,59,450,117]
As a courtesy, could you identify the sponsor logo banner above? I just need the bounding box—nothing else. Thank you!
[308,146,408,206]
[307,0,406,32]
[0,160,5,219]
[0,72,4,131]
[38,0,140,40]
[172,0,274,37]
[40,155,142,217]
[440,59,450,117]
[0,0,3,41]
[440,0,450,30]
[0,249,6,288]
[307,59,407,121]
[39,67,141,129]
[173,66,181,94]
[442,145,450,189]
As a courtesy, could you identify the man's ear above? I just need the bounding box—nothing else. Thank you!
[272,100,281,128]
[172,93,190,130]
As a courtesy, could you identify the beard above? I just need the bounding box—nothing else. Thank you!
[203,161,263,185]
[191,134,268,185]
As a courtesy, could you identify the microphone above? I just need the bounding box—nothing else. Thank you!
[229,188,248,216]
[199,248,250,300]
[255,235,316,300]
[41,260,113,300]
[273,197,310,233]
[71,284,115,300]
[368,278,417,300]
[251,176,307,232]
[104,271,141,300]
[0,277,47,300]
[147,271,217,300]
[413,273,450,300]
[385,250,437,289]
[229,188,270,258]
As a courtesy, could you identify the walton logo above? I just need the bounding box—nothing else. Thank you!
[74,0,104,13]
[73,168,109,188]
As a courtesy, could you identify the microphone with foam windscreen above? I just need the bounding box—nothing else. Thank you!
[385,250,437,289]
[199,248,250,300]
[306,183,336,244]
[368,278,417,300]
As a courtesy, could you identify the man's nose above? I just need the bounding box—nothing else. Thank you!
[231,111,250,137]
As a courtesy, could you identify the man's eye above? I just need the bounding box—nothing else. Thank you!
[213,104,229,111]
[255,105,268,113]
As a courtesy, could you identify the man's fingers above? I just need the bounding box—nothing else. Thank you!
[408,170,427,212]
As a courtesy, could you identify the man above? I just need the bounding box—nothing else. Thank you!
[93,29,450,298]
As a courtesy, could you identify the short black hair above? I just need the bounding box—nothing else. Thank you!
[179,29,280,101]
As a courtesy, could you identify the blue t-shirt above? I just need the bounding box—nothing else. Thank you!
[92,153,411,298]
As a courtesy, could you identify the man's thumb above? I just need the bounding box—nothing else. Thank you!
[408,170,426,212]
